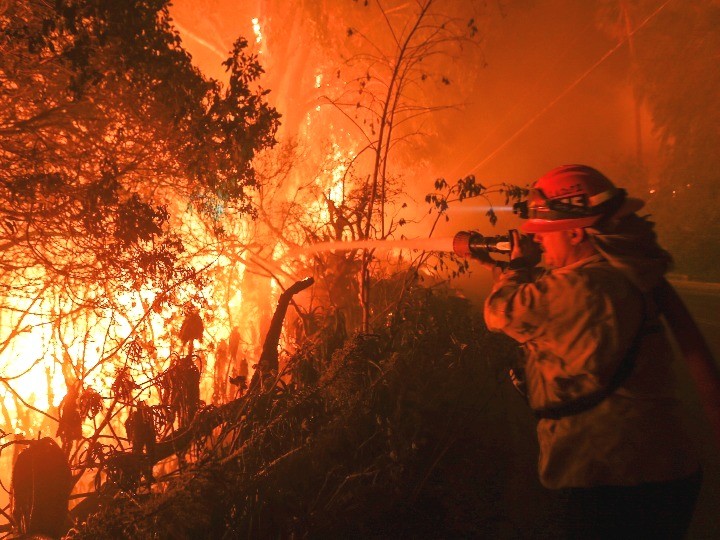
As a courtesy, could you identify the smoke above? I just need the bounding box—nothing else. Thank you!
[169,0,717,284]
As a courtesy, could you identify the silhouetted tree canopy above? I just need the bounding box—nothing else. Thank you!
[0,0,280,290]
[598,0,720,279]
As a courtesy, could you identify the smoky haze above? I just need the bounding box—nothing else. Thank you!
[170,0,717,289]
[168,7,720,537]
[0,1,716,533]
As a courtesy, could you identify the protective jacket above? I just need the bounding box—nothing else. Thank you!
[484,253,698,489]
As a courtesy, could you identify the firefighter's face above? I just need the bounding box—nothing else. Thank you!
[533,229,576,268]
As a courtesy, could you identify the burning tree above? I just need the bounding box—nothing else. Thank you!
[244,0,491,335]
[0,0,278,532]
[0,0,277,282]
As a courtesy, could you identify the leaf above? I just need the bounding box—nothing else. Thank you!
[486,209,497,226]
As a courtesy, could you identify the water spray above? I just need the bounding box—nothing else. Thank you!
[289,237,456,256]
[289,232,511,259]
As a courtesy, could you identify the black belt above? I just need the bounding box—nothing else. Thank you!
[532,321,661,421]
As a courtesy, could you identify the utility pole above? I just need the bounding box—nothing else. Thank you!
[620,0,644,170]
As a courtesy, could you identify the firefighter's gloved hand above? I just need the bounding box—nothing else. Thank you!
[471,245,495,267]
[508,367,528,400]
[509,229,542,268]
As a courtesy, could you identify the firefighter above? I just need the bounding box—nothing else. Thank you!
[479,165,701,539]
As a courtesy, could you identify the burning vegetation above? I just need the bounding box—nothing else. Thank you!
[1,0,718,538]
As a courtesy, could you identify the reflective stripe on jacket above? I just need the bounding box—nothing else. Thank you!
[484,254,698,488]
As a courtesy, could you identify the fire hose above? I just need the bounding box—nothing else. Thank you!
[453,230,720,448]
[654,278,720,449]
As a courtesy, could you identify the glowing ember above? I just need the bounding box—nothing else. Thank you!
[251,17,263,44]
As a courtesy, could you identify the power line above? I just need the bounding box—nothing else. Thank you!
[468,0,675,173]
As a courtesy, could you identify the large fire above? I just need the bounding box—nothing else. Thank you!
[0,0,474,445]
[0,0,512,528]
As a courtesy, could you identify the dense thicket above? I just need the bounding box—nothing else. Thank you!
[66,286,558,539]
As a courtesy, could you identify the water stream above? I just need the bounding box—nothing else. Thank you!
[289,237,456,256]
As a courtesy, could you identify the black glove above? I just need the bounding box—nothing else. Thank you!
[508,367,528,400]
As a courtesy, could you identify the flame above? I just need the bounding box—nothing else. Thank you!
[0,205,263,440]
[1,291,66,427]
[251,17,263,45]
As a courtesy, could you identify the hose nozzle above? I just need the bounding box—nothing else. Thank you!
[453,231,511,257]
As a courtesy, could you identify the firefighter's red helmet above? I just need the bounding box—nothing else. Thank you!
[519,165,645,233]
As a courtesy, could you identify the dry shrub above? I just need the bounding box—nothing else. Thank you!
[68,284,522,539]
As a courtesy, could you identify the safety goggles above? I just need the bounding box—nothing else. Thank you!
[514,187,622,221]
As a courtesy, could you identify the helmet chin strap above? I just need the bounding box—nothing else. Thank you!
[589,189,629,232]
